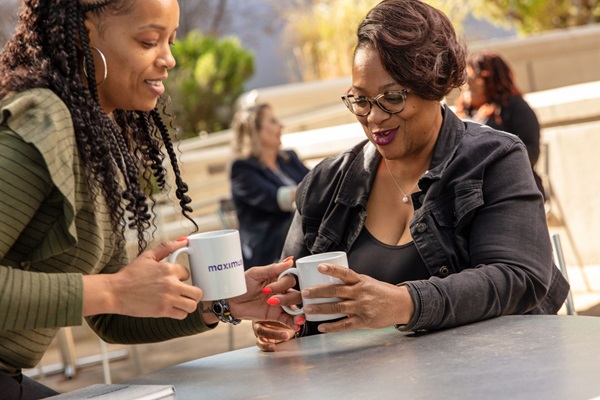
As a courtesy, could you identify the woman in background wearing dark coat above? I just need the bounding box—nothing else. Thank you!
[455,50,545,199]
[230,103,309,269]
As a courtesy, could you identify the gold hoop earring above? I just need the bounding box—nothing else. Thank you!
[82,47,107,86]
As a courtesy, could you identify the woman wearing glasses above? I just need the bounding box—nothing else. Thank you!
[253,0,569,350]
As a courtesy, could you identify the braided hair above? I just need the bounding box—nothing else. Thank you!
[0,0,197,254]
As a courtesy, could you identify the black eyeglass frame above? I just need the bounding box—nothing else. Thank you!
[341,89,410,117]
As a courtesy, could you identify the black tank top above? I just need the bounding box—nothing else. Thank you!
[300,227,430,337]
[348,227,430,283]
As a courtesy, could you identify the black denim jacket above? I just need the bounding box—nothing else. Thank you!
[282,105,569,332]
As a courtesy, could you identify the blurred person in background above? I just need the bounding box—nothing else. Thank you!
[454,50,545,199]
[230,103,310,269]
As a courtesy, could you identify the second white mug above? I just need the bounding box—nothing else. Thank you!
[277,251,348,322]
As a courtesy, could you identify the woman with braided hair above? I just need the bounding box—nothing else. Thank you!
[0,1,301,397]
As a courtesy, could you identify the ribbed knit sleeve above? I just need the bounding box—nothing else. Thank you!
[85,238,214,344]
[0,100,84,330]
[0,267,83,330]
[86,308,214,345]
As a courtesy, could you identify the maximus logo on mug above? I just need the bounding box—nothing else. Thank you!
[208,259,244,272]
[168,230,248,300]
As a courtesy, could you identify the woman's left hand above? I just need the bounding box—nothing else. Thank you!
[301,264,415,333]
[227,258,303,330]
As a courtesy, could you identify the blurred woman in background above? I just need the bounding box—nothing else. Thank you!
[230,103,309,269]
[455,50,545,199]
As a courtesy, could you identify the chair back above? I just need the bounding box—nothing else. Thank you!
[217,197,239,230]
[551,233,577,315]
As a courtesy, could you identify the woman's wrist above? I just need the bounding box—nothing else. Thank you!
[82,274,116,316]
[198,301,219,325]
[392,284,415,326]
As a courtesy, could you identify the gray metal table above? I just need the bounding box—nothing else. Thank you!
[127,316,600,399]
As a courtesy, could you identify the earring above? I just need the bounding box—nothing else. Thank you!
[82,47,107,86]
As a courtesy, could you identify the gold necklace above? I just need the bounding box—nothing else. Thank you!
[383,158,422,204]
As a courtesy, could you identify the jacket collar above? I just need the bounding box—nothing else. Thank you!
[427,104,465,178]
[334,103,465,207]
[335,140,380,208]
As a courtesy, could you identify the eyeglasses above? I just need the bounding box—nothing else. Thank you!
[341,89,409,117]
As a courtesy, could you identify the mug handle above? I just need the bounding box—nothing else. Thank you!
[277,268,303,316]
[168,246,193,264]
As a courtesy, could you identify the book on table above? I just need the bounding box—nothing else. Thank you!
[46,384,176,399]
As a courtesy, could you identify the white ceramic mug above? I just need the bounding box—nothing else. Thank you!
[168,229,247,301]
[277,251,348,322]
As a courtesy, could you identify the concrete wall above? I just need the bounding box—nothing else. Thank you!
[526,81,600,264]
[544,121,600,265]
[233,24,600,132]
[467,24,600,93]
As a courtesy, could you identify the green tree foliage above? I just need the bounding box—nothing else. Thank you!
[276,0,379,81]
[471,0,599,35]
[167,31,254,138]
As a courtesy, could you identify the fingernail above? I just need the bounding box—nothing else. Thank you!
[283,255,294,262]
[267,297,280,306]
[301,289,309,297]
[176,237,187,242]
[303,306,313,313]
[261,287,273,295]
[297,316,305,324]
[296,325,302,331]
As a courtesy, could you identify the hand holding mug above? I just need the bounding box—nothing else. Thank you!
[169,232,302,329]
[277,251,349,322]
[83,239,203,319]
[168,229,247,300]
[300,264,416,334]
[227,258,304,329]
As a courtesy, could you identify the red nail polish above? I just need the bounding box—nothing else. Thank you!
[176,237,187,242]
[261,287,273,295]
[296,325,301,331]
[297,316,305,324]
[267,297,280,306]
[283,255,294,262]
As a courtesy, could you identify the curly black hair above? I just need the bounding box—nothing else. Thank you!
[0,0,197,254]
[356,0,467,101]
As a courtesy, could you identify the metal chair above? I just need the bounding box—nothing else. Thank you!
[217,197,239,230]
[25,328,134,383]
[551,233,577,316]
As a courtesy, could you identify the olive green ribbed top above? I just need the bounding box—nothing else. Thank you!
[0,89,212,375]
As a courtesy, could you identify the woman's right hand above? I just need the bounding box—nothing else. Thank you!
[252,320,298,352]
[82,239,203,319]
